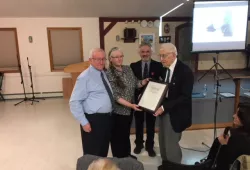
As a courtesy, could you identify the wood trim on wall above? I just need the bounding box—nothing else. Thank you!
[99,18,105,50]
[0,28,21,73]
[99,18,118,50]
[0,69,19,73]
[100,17,192,23]
[99,17,192,50]
[47,27,84,72]
[47,28,54,72]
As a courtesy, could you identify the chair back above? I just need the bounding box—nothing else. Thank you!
[162,159,212,170]
[77,154,144,170]
[230,155,250,170]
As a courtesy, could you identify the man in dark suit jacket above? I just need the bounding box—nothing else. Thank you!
[130,43,163,157]
[153,43,194,168]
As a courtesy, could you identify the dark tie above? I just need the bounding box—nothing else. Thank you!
[100,72,115,108]
[143,63,149,79]
[165,68,170,83]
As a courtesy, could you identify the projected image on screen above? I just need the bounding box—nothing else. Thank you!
[192,1,248,52]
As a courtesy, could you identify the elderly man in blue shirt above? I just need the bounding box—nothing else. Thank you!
[69,48,114,157]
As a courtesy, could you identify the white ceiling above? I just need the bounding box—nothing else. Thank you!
[0,0,194,17]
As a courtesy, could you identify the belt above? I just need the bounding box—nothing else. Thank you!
[85,112,112,116]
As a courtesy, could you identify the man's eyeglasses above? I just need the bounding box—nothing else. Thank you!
[111,55,124,59]
[91,58,107,62]
[158,53,172,59]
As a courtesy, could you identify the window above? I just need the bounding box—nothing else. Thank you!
[0,28,20,73]
[47,27,84,72]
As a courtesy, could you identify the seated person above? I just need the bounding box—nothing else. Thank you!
[88,158,119,170]
[206,102,250,170]
[77,154,144,170]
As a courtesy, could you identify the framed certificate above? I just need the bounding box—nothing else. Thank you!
[138,80,168,112]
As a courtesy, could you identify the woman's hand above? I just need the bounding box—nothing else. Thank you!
[130,104,142,111]
[218,134,230,145]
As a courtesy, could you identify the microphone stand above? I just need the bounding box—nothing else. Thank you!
[198,52,233,148]
[15,57,33,106]
[27,57,45,105]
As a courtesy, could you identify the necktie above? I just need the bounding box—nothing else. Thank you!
[100,72,115,108]
[143,63,149,79]
[165,68,170,83]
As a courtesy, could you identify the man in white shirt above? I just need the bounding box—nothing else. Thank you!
[153,43,194,169]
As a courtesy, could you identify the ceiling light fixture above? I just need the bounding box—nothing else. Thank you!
[159,2,185,36]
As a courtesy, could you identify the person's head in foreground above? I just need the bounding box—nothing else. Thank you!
[233,102,250,135]
[159,43,177,68]
[88,158,120,170]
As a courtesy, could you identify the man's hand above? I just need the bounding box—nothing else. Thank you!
[218,134,229,145]
[153,107,164,117]
[141,78,150,86]
[82,123,91,133]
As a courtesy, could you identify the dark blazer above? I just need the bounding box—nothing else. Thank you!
[226,130,250,165]
[216,129,250,170]
[161,59,194,133]
[130,59,163,103]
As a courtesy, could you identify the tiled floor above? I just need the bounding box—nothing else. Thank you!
[0,98,223,170]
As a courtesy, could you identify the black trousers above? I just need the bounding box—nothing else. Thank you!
[134,111,156,149]
[111,113,133,158]
[207,138,229,170]
[80,113,113,157]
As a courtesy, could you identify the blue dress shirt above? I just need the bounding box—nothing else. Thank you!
[69,65,113,126]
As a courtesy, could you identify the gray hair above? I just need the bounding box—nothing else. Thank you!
[138,42,153,51]
[87,158,120,170]
[89,48,105,59]
[139,42,152,48]
[160,43,178,56]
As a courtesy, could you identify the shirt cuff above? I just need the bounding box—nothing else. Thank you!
[161,105,164,111]
[80,117,89,126]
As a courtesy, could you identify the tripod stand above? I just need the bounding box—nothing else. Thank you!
[198,52,233,145]
[27,57,45,105]
[14,63,33,106]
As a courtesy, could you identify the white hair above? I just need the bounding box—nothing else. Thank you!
[87,158,120,170]
[89,48,105,59]
[160,43,178,56]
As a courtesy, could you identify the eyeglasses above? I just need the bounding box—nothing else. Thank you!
[91,58,107,62]
[158,53,172,59]
[111,55,124,59]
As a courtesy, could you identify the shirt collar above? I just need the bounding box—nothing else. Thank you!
[169,58,177,72]
[90,65,103,74]
[142,60,151,64]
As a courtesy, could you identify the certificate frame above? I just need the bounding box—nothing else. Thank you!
[138,80,168,113]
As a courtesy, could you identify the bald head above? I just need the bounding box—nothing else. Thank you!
[159,43,177,68]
